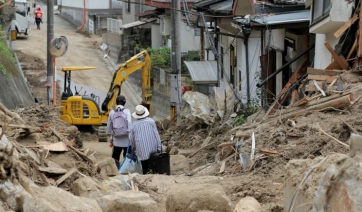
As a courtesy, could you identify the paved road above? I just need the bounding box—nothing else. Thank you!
[16,1,141,113]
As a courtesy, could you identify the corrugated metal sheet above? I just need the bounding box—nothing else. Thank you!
[184,61,218,84]
[120,18,157,29]
[235,10,310,26]
[209,0,232,12]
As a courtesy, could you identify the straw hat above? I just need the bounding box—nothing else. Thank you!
[132,105,149,119]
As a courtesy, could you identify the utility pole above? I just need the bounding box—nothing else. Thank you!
[47,0,54,104]
[170,0,181,124]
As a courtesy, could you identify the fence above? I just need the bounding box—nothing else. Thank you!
[88,19,94,34]
[107,18,122,35]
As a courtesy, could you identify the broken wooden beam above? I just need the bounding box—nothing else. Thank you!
[261,58,308,121]
[307,75,337,83]
[324,42,349,70]
[68,145,95,164]
[307,68,344,76]
[267,94,353,121]
[334,14,359,38]
[55,168,77,186]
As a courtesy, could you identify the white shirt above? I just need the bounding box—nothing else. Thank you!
[129,117,162,161]
[106,105,132,147]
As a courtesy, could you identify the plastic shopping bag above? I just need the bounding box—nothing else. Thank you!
[28,15,35,25]
[118,145,142,174]
[118,156,142,174]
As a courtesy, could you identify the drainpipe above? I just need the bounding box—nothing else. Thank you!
[243,26,251,103]
[77,0,86,31]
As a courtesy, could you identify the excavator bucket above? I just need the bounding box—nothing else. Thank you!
[142,102,156,118]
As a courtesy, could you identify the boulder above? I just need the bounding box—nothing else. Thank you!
[312,134,362,212]
[166,184,232,212]
[233,197,262,212]
[170,155,189,175]
[72,176,106,198]
[96,158,118,176]
[15,175,102,212]
[0,204,5,212]
[97,190,157,212]
[0,180,24,211]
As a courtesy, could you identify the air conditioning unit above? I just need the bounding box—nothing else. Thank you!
[160,16,171,36]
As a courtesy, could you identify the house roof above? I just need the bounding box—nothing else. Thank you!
[193,0,232,14]
[235,10,310,27]
[184,61,218,84]
[120,18,157,29]
[136,10,164,18]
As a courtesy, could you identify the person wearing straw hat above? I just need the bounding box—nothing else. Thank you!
[129,105,161,174]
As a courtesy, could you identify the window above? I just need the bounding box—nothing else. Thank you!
[194,28,200,36]
[126,0,130,13]
[312,0,331,24]
[15,3,26,17]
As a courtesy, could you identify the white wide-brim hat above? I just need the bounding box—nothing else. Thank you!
[132,105,150,119]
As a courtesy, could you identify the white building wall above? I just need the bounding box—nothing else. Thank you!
[218,31,231,89]
[179,23,201,53]
[62,0,110,9]
[236,31,261,104]
[265,29,285,95]
[313,33,339,69]
[151,24,162,48]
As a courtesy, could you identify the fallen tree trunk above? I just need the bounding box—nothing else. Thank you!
[267,94,353,121]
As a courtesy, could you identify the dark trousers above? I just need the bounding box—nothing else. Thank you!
[141,159,151,174]
[112,146,129,169]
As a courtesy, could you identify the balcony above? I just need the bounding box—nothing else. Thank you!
[144,0,196,9]
[310,0,353,34]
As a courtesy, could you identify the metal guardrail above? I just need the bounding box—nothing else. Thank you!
[107,18,122,34]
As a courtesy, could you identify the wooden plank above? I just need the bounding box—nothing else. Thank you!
[326,60,342,70]
[324,42,349,70]
[334,14,359,38]
[261,58,308,121]
[307,68,344,76]
[307,75,336,83]
[55,168,77,186]
[347,36,358,59]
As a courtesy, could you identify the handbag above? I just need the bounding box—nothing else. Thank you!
[118,144,143,174]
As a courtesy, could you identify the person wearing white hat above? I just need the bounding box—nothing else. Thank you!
[129,105,161,174]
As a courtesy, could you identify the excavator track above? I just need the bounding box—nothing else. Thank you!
[98,126,107,142]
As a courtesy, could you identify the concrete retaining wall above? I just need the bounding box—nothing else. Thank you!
[151,67,171,119]
[102,32,123,63]
[60,7,90,31]
[0,52,34,109]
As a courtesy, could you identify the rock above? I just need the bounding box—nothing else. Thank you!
[96,158,118,176]
[169,147,178,155]
[72,176,106,199]
[0,180,24,211]
[312,133,362,212]
[233,196,262,212]
[166,184,232,212]
[0,203,5,212]
[15,175,102,212]
[97,191,157,212]
[170,155,189,175]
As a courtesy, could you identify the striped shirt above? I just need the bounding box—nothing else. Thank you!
[106,105,132,147]
[129,117,161,161]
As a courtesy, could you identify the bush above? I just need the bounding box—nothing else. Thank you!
[230,101,259,127]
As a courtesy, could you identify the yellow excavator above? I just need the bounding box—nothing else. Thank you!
[59,50,153,142]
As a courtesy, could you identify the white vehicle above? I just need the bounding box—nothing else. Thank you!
[14,0,32,37]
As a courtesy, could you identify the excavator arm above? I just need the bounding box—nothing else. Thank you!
[101,50,152,114]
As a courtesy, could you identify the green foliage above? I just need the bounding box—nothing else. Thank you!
[146,47,171,67]
[186,51,200,61]
[0,40,14,64]
[230,99,259,127]
[130,40,138,47]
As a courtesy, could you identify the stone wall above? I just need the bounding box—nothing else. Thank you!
[0,52,34,109]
